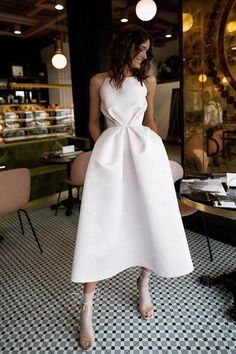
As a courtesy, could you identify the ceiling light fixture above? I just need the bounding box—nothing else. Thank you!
[51,35,67,69]
[165,27,172,38]
[13,24,21,35]
[55,0,64,11]
[120,9,129,23]
[135,0,157,21]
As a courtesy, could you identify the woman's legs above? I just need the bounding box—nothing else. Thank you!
[79,267,153,351]
[137,267,153,319]
[79,282,97,351]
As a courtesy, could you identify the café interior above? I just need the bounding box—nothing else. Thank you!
[0,0,236,352]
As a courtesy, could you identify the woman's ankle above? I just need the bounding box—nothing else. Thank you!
[81,290,95,305]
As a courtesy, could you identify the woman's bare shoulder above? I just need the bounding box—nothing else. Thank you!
[144,75,157,86]
[90,72,109,88]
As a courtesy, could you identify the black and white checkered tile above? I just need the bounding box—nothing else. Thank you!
[0,206,236,353]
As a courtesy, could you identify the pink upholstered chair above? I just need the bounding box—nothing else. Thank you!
[169,160,213,261]
[55,151,92,215]
[0,168,42,253]
[70,151,92,185]
[169,160,184,183]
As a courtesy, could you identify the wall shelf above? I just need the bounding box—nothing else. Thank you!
[9,83,72,90]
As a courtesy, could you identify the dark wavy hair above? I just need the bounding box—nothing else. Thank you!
[109,25,153,88]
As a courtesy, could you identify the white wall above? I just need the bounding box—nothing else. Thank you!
[154,81,180,139]
[152,39,179,65]
[41,43,73,107]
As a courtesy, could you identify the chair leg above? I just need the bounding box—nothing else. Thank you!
[200,211,213,262]
[17,209,25,235]
[76,186,80,199]
[76,186,82,210]
[55,181,65,216]
[18,209,43,254]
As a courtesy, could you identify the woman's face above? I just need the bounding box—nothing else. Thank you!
[130,39,150,69]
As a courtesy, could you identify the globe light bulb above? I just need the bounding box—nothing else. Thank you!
[51,52,67,69]
[135,0,157,21]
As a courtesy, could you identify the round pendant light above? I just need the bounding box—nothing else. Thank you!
[135,0,157,21]
[182,13,193,32]
[51,52,67,69]
[51,36,67,69]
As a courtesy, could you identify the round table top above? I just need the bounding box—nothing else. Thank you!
[0,165,7,171]
[178,193,236,221]
[42,151,85,164]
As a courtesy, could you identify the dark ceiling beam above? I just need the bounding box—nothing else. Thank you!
[0,12,38,26]
[35,3,55,11]
[23,13,67,38]
[26,0,47,17]
[157,8,178,24]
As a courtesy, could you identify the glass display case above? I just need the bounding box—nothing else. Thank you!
[0,104,74,143]
[0,78,74,143]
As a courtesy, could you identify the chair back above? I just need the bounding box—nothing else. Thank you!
[0,168,30,216]
[70,151,92,186]
[169,160,184,183]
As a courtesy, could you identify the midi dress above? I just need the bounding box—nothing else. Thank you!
[71,76,194,283]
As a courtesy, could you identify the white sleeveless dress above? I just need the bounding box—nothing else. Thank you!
[71,77,193,283]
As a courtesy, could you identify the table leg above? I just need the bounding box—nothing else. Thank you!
[51,162,81,216]
[200,272,236,321]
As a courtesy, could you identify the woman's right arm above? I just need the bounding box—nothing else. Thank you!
[88,74,103,142]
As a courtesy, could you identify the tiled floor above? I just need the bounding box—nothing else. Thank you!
[0,203,236,353]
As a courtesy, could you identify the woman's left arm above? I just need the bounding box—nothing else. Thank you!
[143,75,158,134]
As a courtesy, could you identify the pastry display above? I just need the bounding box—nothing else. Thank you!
[0,104,74,143]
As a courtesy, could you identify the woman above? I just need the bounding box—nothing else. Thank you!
[71,25,193,351]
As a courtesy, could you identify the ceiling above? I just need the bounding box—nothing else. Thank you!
[112,0,179,46]
[0,0,179,47]
[0,0,67,42]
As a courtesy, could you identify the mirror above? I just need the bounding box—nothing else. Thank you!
[183,0,236,175]
[219,0,236,93]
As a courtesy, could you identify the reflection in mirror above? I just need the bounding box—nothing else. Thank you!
[183,0,236,175]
